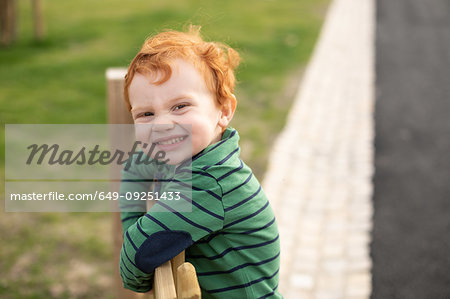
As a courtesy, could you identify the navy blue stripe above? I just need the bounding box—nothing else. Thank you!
[196,217,276,244]
[192,141,224,161]
[120,258,148,279]
[192,170,216,179]
[120,179,150,187]
[224,186,261,212]
[223,172,253,195]
[121,215,141,223]
[239,217,276,235]
[175,158,192,171]
[197,252,280,276]
[145,214,170,231]
[179,193,192,203]
[136,221,149,238]
[224,200,269,228]
[169,179,190,187]
[179,194,224,220]
[157,202,213,233]
[191,149,205,161]
[152,178,171,182]
[121,260,135,277]
[123,279,153,290]
[192,200,224,220]
[126,231,138,251]
[120,265,152,284]
[217,160,244,181]
[120,265,151,282]
[257,283,279,299]
[216,147,240,165]
[155,178,197,183]
[175,169,191,175]
[120,265,135,281]
[207,268,279,294]
[122,246,138,268]
[195,232,221,244]
[171,180,222,201]
[193,130,236,161]
[121,179,157,182]
[195,188,222,201]
[177,169,217,181]
[188,235,279,260]
[202,147,240,171]
[154,175,162,193]
[192,130,237,162]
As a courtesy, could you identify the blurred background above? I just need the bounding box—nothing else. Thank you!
[0,0,329,297]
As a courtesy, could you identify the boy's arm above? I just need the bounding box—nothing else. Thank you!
[119,166,151,233]
[118,161,156,292]
[119,169,224,292]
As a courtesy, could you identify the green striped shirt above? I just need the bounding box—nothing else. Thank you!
[119,127,282,298]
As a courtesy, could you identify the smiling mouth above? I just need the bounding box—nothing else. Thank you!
[154,135,188,145]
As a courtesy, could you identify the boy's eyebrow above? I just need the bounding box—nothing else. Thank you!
[166,95,194,105]
[131,95,194,112]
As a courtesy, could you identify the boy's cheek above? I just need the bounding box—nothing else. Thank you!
[134,124,152,152]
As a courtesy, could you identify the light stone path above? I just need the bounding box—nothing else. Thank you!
[262,0,375,298]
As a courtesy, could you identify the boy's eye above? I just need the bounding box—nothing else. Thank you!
[174,104,188,111]
[143,112,153,117]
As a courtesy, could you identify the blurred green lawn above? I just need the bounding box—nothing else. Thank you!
[0,0,328,297]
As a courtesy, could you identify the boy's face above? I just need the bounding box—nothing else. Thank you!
[129,59,226,165]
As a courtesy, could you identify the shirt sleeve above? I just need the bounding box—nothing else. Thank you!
[119,165,151,233]
[119,168,224,292]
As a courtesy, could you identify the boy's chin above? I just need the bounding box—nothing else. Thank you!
[159,151,192,166]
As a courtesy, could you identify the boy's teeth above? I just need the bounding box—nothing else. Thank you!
[157,136,185,145]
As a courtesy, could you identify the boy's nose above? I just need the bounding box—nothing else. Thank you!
[152,115,176,132]
[152,123,175,132]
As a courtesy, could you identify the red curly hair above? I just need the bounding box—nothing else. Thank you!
[123,26,240,111]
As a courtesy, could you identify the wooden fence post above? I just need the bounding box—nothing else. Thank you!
[107,68,132,124]
[106,67,137,299]
[154,261,177,299]
[171,251,185,288]
[176,263,201,299]
[32,0,44,41]
[0,0,17,46]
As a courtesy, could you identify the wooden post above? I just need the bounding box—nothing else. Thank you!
[0,0,16,46]
[154,261,177,299]
[106,67,137,299]
[176,263,201,299]
[107,68,133,124]
[171,251,185,289]
[31,0,44,41]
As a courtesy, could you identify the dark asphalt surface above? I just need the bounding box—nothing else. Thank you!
[371,0,450,298]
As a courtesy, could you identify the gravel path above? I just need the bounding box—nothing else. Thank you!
[262,0,375,297]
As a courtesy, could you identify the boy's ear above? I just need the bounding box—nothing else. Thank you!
[218,95,237,129]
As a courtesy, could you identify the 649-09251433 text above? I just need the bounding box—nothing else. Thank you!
[9,191,181,201]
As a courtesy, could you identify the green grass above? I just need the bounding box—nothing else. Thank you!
[0,212,114,298]
[0,0,329,297]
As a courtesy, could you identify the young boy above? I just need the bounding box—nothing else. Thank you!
[119,26,281,298]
